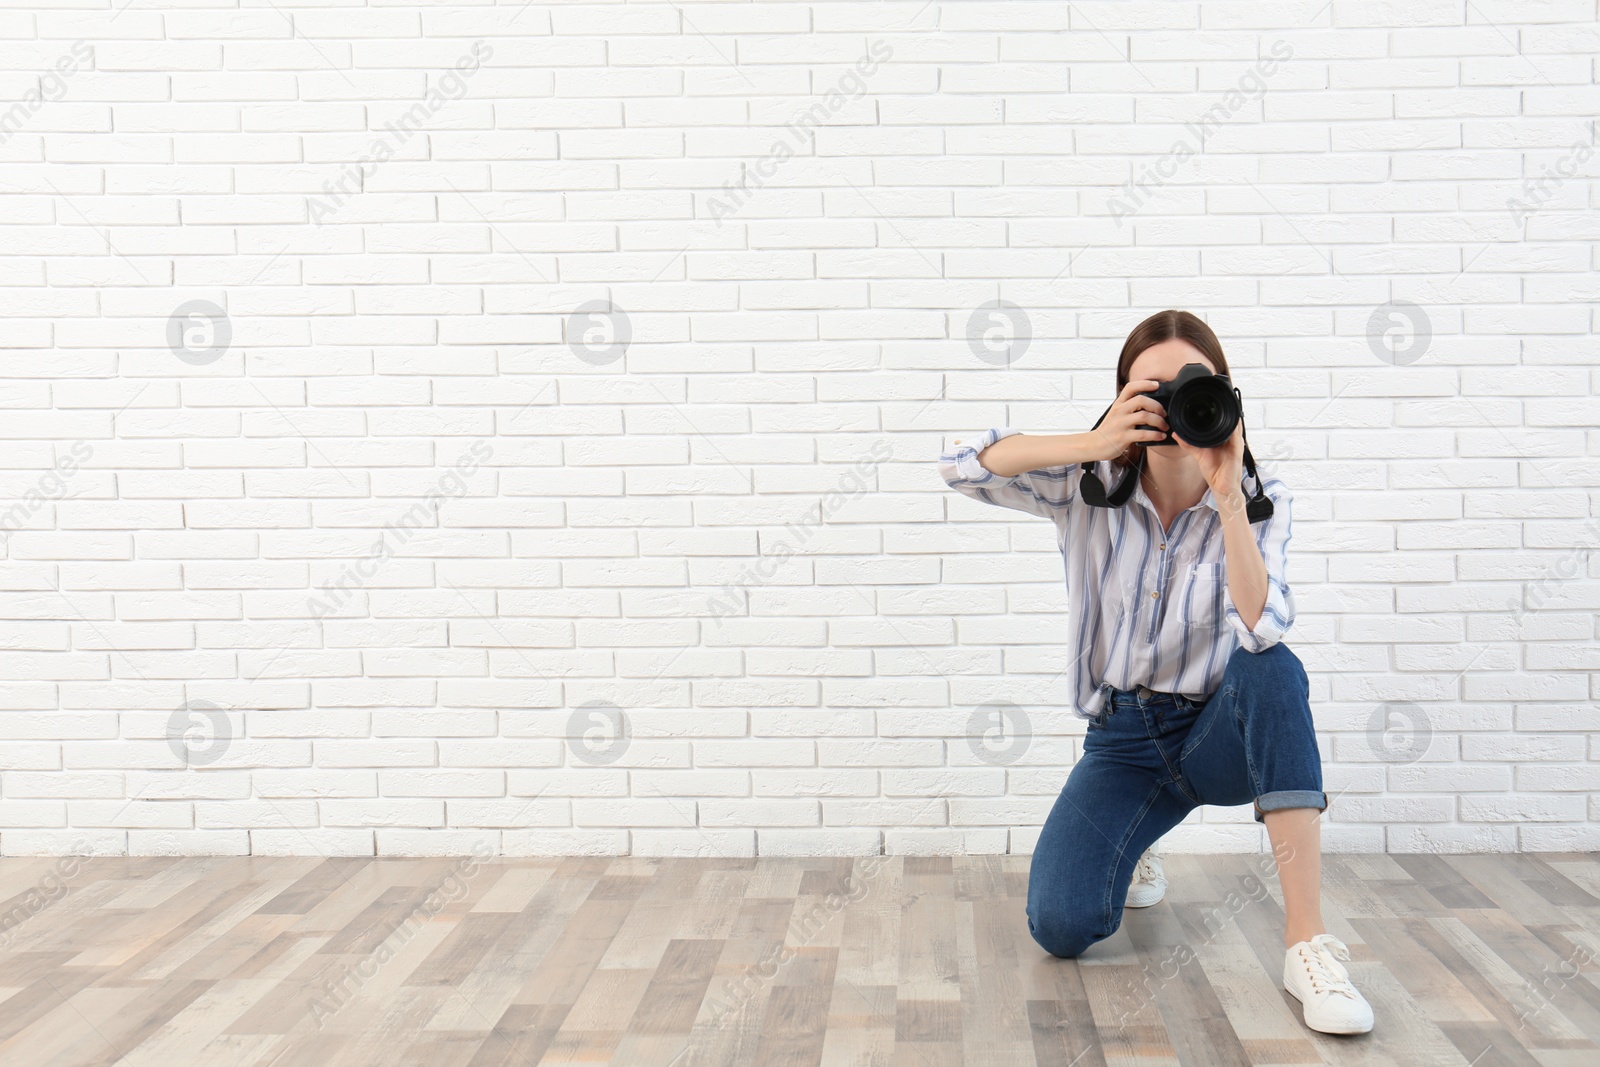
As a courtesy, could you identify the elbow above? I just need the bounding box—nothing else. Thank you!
[941,429,1020,487]
[938,446,1004,489]
[1234,626,1281,653]
[1227,606,1290,653]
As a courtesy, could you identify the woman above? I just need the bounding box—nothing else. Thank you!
[937,310,1372,1036]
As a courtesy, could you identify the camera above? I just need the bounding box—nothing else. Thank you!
[1080,360,1274,522]
[1138,363,1241,449]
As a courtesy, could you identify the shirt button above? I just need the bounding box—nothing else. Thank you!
[1159,543,1166,550]
[1151,591,1160,599]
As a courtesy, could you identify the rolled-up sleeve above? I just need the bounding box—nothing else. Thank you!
[1224,479,1295,652]
[938,427,1077,521]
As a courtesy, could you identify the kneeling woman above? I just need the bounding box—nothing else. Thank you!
[937,309,1372,1037]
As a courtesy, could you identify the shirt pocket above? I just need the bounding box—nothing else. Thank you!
[1179,562,1225,629]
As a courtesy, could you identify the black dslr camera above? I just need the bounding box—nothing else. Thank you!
[1079,361,1274,522]
[1139,363,1241,449]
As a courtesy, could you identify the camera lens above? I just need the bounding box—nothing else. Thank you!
[1171,379,1238,448]
[1188,394,1221,430]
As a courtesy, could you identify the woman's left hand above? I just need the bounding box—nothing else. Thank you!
[1175,421,1244,501]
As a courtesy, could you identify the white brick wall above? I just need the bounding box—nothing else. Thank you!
[1,1,1597,857]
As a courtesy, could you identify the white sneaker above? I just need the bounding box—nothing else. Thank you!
[1125,847,1166,908]
[1283,933,1374,1035]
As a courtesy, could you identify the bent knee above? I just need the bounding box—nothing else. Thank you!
[1228,641,1306,686]
[1027,904,1117,959]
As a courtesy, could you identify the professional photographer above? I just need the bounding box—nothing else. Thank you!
[937,309,1372,1037]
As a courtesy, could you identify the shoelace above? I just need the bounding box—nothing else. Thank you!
[1133,850,1161,885]
[1296,934,1358,999]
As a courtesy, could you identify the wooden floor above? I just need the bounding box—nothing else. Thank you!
[0,852,1595,1066]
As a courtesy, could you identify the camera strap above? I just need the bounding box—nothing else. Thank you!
[1077,389,1275,523]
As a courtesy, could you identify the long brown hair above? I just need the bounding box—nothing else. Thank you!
[1112,310,1232,483]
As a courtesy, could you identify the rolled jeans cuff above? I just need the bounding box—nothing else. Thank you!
[1252,789,1327,823]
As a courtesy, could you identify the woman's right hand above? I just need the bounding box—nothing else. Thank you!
[1093,380,1170,460]
[959,382,1171,478]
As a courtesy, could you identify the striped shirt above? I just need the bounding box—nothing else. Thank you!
[938,427,1296,721]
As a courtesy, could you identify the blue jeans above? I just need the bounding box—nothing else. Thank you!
[1026,642,1326,959]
